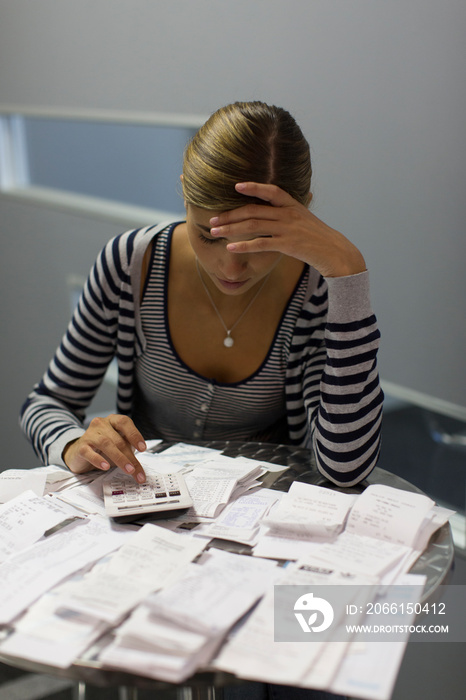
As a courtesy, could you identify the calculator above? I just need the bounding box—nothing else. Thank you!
[103,470,193,521]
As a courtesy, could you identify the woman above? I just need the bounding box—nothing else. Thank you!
[20,101,383,489]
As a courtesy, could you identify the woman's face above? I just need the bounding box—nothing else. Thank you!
[185,204,282,296]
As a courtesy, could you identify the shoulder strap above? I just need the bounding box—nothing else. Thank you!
[130,220,175,304]
[130,220,177,356]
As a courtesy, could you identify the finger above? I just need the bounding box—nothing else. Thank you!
[225,236,283,255]
[64,438,112,475]
[99,437,147,483]
[87,416,147,483]
[235,182,293,206]
[211,220,280,244]
[109,414,147,453]
[72,441,112,472]
[210,203,280,232]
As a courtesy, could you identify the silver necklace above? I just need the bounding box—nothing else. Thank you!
[196,259,271,348]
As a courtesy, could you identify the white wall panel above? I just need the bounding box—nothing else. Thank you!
[1,0,465,424]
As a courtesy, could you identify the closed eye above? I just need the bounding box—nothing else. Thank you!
[198,232,220,245]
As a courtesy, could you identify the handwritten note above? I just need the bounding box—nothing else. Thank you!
[0,470,46,502]
[263,481,357,539]
[0,491,82,563]
[346,484,435,547]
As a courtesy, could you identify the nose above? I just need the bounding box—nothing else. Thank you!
[218,251,248,280]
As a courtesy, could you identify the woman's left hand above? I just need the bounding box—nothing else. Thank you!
[209,182,366,278]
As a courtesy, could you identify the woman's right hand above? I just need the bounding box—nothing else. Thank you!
[62,414,147,483]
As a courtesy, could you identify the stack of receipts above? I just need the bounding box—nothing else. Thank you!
[212,557,427,700]
[0,521,207,667]
[0,446,456,700]
[182,455,267,520]
[262,481,358,539]
[190,488,281,546]
[0,489,84,564]
[254,482,454,584]
[212,560,378,688]
[55,524,208,625]
[0,502,135,631]
[99,548,280,682]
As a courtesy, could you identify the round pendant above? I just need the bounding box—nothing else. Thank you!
[224,335,234,348]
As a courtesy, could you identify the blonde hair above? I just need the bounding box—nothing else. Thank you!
[182,101,312,210]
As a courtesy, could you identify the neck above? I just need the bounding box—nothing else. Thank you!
[195,258,274,347]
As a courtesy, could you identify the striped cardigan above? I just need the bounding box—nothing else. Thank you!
[20,222,384,486]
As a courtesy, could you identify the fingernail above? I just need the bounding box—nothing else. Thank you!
[125,464,135,474]
[209,216,219,225]
[101,462,110,470]
[235,183,247,191]
[138,441,146,452]
[226,243,237,251]
[137,473,145,483]
[210,227,220,236]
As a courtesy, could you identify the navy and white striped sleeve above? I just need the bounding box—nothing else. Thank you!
[19,231,137,466]
[287,271,384,487]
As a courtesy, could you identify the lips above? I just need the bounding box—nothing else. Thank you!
[216,277,249,291]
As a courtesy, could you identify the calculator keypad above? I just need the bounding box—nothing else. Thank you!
[110,474,179,503]
[103,471,192,518]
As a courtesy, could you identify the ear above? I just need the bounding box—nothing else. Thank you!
[306,192,313,207]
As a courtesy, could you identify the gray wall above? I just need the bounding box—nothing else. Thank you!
[1,0,466,467]
[1,198,125,467]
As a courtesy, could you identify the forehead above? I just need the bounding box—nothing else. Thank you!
[186,205,223,236]
[187,204,222,223]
